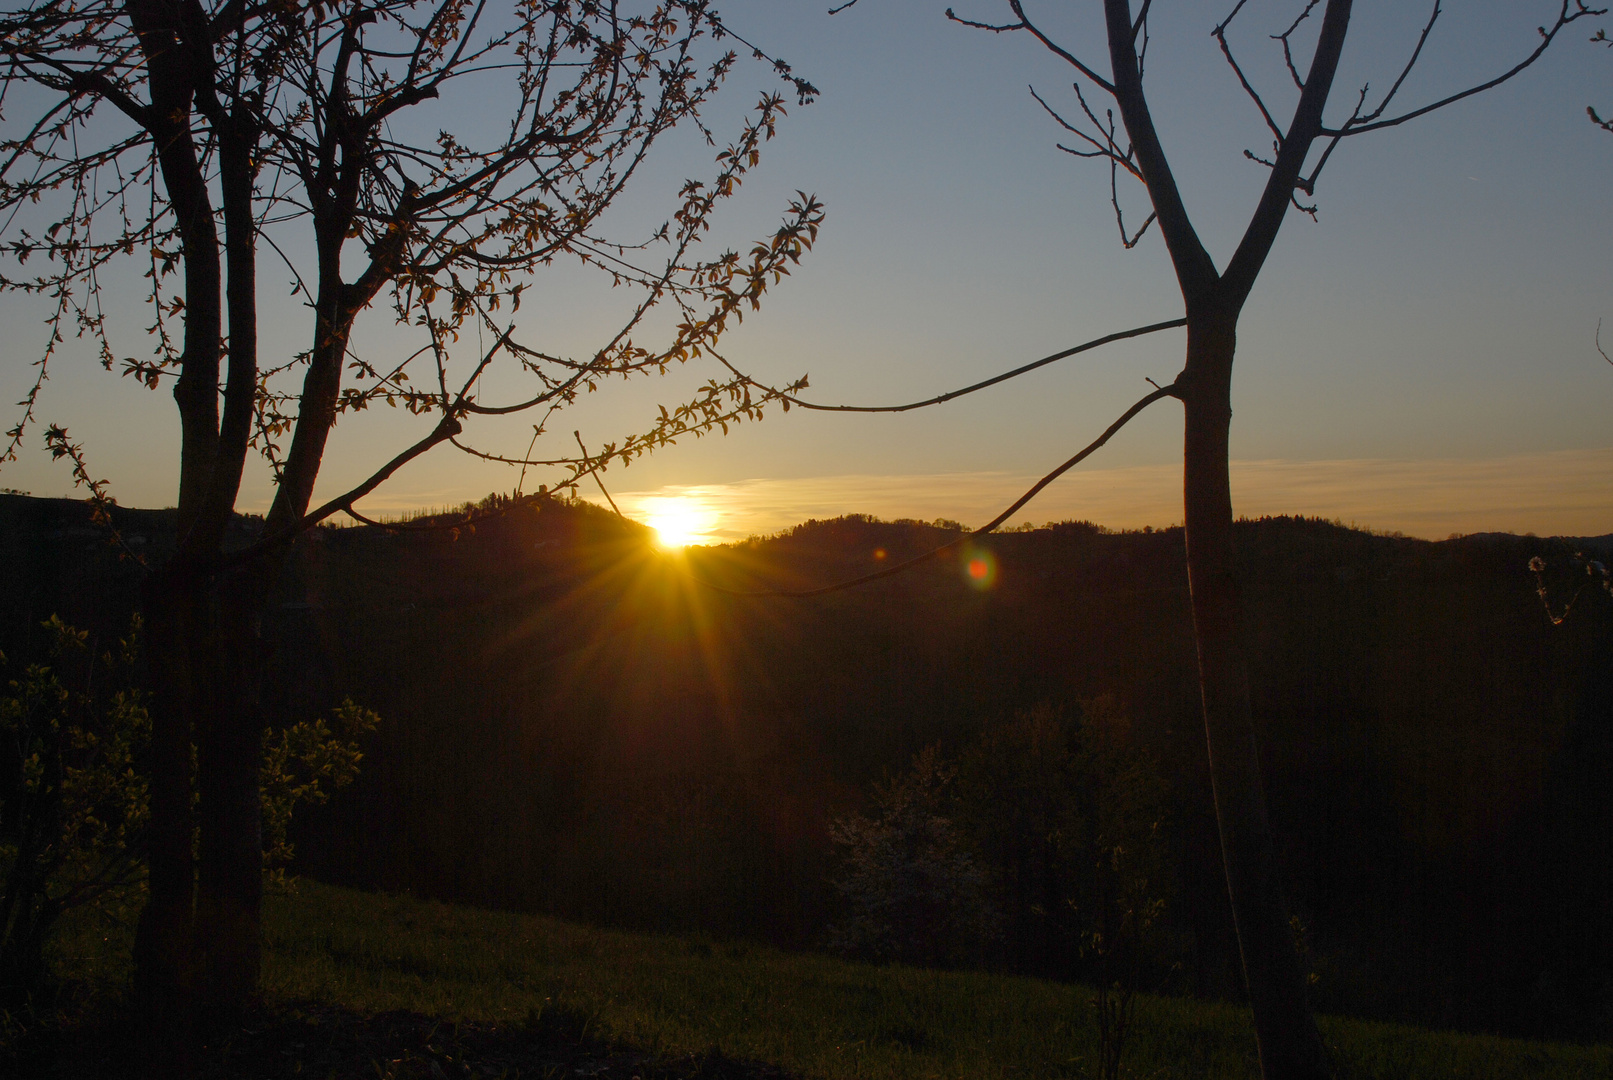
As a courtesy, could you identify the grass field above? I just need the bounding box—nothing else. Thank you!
[48,880,1613,1080]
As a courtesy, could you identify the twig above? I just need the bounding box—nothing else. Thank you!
[42,424,146,566]
[1321,1,1605,138]
[575,431,623,516]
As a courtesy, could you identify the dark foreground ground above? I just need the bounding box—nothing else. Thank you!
[12,1000,798,1080]
[8,881,1610,1080]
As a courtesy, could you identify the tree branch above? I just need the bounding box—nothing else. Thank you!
[699,382,1180,597]
[22,53,153,128]
[1212,8,1284,142]
[1270,0,1324,90]
[1221,0,1353,307]
[1006,1,1117,94]
[1349,0,1442,127]
[774,318,1186,413]
[1322,1,1604,137]
[1103,0,1218,303]
[219,414,464,567]
[1031,83,1138,176]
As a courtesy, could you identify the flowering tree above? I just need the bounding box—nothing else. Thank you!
[0,0,820,1047]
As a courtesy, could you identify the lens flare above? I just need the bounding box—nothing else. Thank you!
[963,547,997,589]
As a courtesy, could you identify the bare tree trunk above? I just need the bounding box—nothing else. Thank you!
[133,566,198,1073]
[1094,4,1352,1073]
[140,557,279,1043]
[193,567,268,1026]
[126,5,219,1057]
[1180,312,1327,1080]
[191,108,269,1026]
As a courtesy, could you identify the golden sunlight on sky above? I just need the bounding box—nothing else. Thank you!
[639,494,723,549]
[3,5,1607,537]
[598,448,1613,543]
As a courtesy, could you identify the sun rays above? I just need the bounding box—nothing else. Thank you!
[641,495,720,549]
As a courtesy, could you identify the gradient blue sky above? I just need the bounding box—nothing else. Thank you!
[3,1,1609,539]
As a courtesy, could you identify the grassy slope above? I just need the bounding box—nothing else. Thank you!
[59,880,1609,1080]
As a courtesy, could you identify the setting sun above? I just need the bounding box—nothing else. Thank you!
[643,497,718,549]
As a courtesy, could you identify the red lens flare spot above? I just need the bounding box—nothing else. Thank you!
[962,547,997,589]
[874,548,887,561]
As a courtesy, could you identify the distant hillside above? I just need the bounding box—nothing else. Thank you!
[3,492,1610,1039]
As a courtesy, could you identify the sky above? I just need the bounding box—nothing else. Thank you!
[2,1,1610,541]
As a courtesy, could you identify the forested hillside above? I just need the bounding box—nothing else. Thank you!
[3,493,1608,1040]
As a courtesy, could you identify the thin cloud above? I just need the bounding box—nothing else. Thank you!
[598,448,1613,542]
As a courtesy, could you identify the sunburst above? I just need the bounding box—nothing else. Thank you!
[643,496,718,549]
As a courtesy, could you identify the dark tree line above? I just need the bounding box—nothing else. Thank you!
[256,507,1613,1041]
[13,496,1602,1039]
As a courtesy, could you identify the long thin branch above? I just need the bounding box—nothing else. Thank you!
[1132,0,1154,41]
[947,10,1027,35]
[576,430,623,515]
[698,382,1180,597]
[1271,0,1324,89]
[780,317,1185,413]
[1350,0,1442,127]
[1031,82,1139,178]
[1110,158,1157,248]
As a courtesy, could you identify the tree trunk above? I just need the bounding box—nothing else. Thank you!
[1180,312,1327,1080]
[191,108,270,1026]
[193,563,272,1026]
[128,5,219,1056]
[133,565,199,1071]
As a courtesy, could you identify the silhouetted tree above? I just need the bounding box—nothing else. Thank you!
[1595,25,1611,364]
[829,2,1601,1075]
[0,0,820,1052]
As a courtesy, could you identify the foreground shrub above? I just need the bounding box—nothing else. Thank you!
[826,745,999,966]
[0,615,377,1002]
[0,616,148,1001]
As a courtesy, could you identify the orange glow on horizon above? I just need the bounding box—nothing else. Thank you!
[642,495,718,549]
